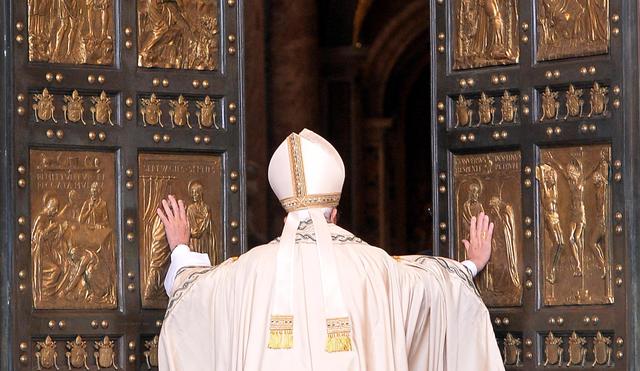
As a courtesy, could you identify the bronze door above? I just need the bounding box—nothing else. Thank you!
[431,0,634,369]
[7,0,246,369]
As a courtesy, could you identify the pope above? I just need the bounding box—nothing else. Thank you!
[157,129,503,370]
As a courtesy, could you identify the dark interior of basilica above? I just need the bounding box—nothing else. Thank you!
[244,0,432,254]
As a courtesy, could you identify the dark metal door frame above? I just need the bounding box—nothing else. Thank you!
[0,0,247,368]
[430,0,639,369]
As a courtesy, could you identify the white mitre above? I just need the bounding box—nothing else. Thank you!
[266,129,352,353]
[268,128,345,213]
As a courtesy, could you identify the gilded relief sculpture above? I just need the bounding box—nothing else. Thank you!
[196,96,219,129]
[537,145,613,306]
[139,153,222,308]
[141,94,164,127]
[566,331,587,367]
[455,95,473,127]
[187,181,216,255]
[30,150,117,309]
[536,163,565,284]
[477,92,495,125]
[66,336,89,370]
[539,86,560,122]
[537,0,609,61]
[137,0,219,70]
[564,84,584,120]
[498,90,518,125]
[28,0,114,64]
[590,149,610,280]
[545,150,587,278]
[90,91,114,126]
[93,336,118,370]
[33,88,57,123]
[169,95,192,128]
[454,0,519,69]
[489,196,521,289]
[63,90,87,125]
[454,152,523,307]
[144,335,160,369]
[588,82,609,117]
[543,332,563,366]
[36,336,60,370]
[592,332,612,367]
[502,333,522,366]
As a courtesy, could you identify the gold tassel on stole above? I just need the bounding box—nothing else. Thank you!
[268,315,294,349]
[325,317,352,352]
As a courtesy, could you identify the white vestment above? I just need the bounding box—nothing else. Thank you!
[159,220,504,371]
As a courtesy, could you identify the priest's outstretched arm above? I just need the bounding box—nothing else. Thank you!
[158,193,494,295]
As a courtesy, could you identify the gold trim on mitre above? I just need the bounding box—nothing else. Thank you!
[280,133,341,212]
[288,134,307,198]
[280,193,342,213]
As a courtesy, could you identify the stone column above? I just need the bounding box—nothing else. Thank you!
[267,0,321,235]
[267,0,321,143]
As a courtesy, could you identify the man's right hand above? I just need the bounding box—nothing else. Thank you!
[157,195,190,251]
[462,212,494,273]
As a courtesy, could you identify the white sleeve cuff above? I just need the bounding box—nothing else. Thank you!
[164,244,212,296]
[461,260,478,277]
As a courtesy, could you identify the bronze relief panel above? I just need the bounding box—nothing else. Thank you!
[138,153,223,308]
[536,0,610,61]
[27,0,115,64]
[29,149,117,310]
[453,0,519,70]
[536,145,613,306]
[137,0,220,70]
[454,151,524,307]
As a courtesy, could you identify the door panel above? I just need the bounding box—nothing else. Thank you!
[453,151,524,308]
[432,0,627,368]
[138,152,223,309]
[11,0,245,369]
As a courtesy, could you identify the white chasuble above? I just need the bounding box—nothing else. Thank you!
[159,222,504,371]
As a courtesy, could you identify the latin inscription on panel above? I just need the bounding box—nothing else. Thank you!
[537,145,613,306]
[27,0,115,64]
[30,150,117,309]
[454,151,523,307]
[137,0,220,70]
[139,153,222,308]
[453,0,519,70]
[536,0,609,61]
